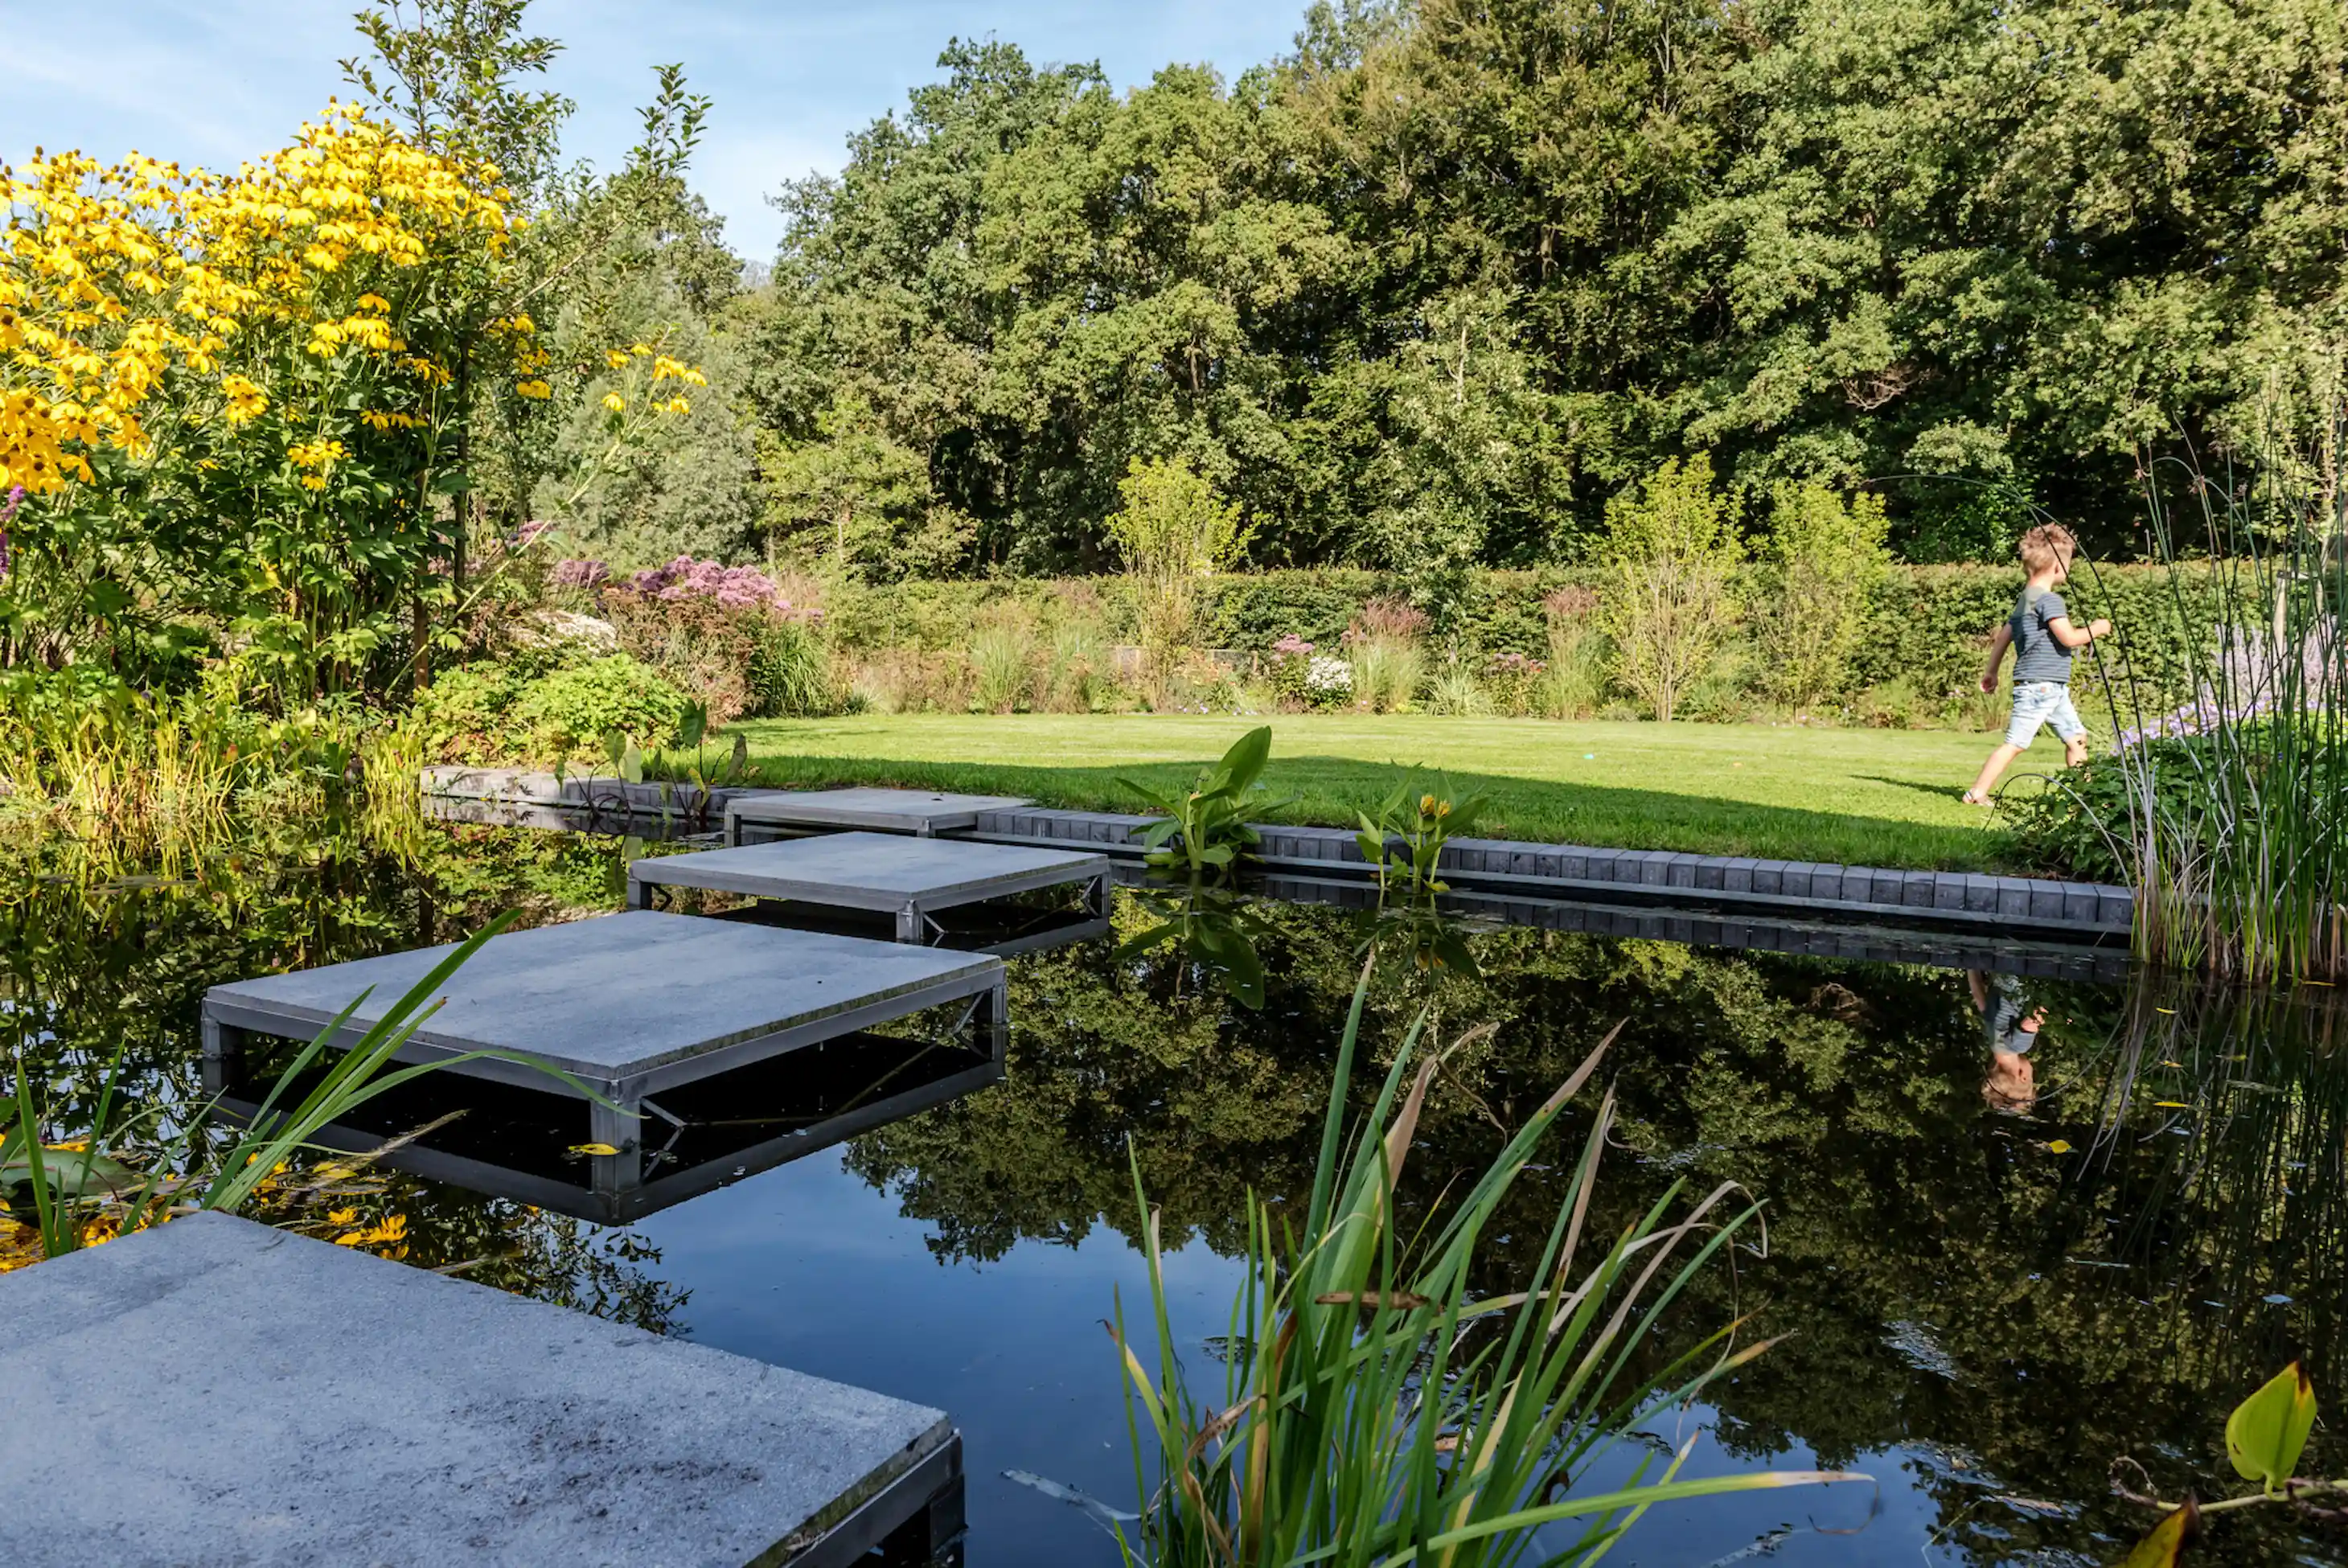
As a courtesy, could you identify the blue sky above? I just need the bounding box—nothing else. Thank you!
[1,1,1312,260]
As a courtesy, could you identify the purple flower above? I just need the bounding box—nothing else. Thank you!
[552,558,610,589]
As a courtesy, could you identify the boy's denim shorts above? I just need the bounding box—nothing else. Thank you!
[2006,681,2086,748]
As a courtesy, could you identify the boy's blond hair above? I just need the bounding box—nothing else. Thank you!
[2018,523,2078,575]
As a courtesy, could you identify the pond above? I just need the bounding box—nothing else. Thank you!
[5,811,2345,1567]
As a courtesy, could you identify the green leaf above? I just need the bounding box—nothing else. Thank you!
[429,469,472,496]
[1218,724,1272,794]
[2,1145,141,1200]
[2116,1501,2197,1567]
[2226,1362,2317,1492]
[620,737,644,784]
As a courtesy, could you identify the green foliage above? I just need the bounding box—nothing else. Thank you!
[2227,1363,2318,1496]
[1105,458,1253,666]
[1596,457,1745,721]
[1123,724,1289,877]
[505,655,688,763]
[1761,482,1890,715]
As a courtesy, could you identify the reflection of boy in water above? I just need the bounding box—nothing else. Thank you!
[1968,971,2042,1110]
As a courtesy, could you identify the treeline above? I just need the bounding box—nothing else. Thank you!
[649,0,2346,581]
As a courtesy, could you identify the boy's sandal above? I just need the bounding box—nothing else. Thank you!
[1960,790,1993,807]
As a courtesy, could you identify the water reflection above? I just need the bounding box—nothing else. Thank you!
[4,817,2345,1565]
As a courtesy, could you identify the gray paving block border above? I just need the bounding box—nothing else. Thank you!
[421,769,2132,939]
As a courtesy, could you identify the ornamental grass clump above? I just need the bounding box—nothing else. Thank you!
[1113,963,1862,1566]
[1344,599,1429,713]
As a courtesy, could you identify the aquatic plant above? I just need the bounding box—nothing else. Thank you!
[2112,1362,2348,1560]
[1355,771,1488,903]
[1111,962,1863,1565]
[1124,726,1292,879]
[2,914,601,1266]
[2078,448,2348,983]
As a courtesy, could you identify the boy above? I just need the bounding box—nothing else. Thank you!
[1962,523,2112,805]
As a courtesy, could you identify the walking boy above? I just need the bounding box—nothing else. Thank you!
[1962,523,2112,805]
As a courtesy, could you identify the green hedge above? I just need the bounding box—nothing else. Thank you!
[819,564,2225,710]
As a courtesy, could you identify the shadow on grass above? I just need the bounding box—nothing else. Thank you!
[729,747,2010,872]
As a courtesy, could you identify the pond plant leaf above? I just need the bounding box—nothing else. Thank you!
[2117,1500,2197,1567]
[2225,1361,2317,1493]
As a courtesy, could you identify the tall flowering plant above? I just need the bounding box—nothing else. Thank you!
[0,105,699,700]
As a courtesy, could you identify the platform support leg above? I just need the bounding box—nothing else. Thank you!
[976,977,1008,1065]
[586,1098,643,1206]
[200,1013,246,1096]
[1086,868,1112,919]
[896,901,926,944]
[626,875,653,910]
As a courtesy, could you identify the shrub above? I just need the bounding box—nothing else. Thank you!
[1043,619,1112,712]
[1103,458,1251,676]
[1760,480,1890,716]
[511,655,688,763]
[597,556,829,722]
[1482,651,1546,715]
[1305,655,1354,707]
[1597,456,1744,721]
[410,663,525,766]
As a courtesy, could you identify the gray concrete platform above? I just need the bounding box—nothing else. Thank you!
[0,1213,963,1566]
[632,831,1110,943]
[725,786,1031,842]
[201,912,1007,1199]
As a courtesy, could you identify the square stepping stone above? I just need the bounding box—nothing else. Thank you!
[201,911,1006,1199]
[725,786,1032,842]
[631,831,1111,944]
[0,1213,964,1566]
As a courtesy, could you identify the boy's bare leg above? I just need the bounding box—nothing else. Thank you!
[1964,744,2022,805]
[2063,736,2089,766]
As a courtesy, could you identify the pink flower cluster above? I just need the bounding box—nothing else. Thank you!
[552,558,610,589]
[1271,634,1315,659]
[1487,651,1549,677]
[625,555,823,621]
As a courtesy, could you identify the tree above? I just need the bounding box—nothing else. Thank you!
[1597,456,1746,720]
[1760,480,1890,716]
[1102,457,1252,663]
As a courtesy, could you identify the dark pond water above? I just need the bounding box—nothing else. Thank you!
[6,812,2346,1566]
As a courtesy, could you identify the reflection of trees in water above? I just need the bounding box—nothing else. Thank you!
[0,822,687,1335]
[847,905,2348,1564]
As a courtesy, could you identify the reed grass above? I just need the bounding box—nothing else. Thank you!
[1112,960,1862,1565]
[2083,449,2348,983]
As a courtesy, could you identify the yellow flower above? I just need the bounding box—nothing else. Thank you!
[605,349,630,371]
[601,392,625,413]
[660,395,691,415]
[513,378,552,400]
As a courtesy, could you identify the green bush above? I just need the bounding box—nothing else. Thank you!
[510,655,689,763]
[410,664,525,766]
[747,618,837,716]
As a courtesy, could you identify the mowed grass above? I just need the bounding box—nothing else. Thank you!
[725,712,2059,871]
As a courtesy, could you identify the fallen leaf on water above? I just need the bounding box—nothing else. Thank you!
[2153,1101,2190,1109]
[2157,1007,2177,1014]
[569,1143,621,1156]
[2046,1140,2072,1154]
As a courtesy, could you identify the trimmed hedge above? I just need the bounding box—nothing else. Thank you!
[819,564,2226,711]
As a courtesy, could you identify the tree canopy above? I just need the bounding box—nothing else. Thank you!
[739,0,2348,576]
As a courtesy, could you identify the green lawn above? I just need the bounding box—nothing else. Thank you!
[726,713,2056,871]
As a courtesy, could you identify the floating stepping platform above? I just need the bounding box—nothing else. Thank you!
[201,911,1005,1202]
[631,831,1111,945]
[725,786,1031,843]
[223,1034,1004,1225]
[0,1212,964,1566]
